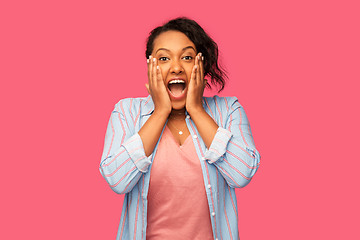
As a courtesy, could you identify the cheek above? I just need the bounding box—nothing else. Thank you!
[185,65,194,79]
[160,66,170,81]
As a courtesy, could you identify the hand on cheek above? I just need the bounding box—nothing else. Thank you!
[145,56,172,116]
[186,52,206,114]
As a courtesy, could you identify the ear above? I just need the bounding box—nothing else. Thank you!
[145,83,150,94]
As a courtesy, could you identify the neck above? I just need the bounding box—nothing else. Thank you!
[169,108,186,120]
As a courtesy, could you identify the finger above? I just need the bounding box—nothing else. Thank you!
[192,53,199,85]
[148,55,153,88]
[152,57,157,87]
[145,83,150,94]
[195,53,201,85]
[189,64,197,89]
[147,55,151,78]
[156,64,164,85]
[147,57,149,82]
[200,53,205,83]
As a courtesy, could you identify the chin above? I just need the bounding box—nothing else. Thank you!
[171,101,186,110]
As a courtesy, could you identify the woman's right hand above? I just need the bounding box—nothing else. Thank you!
[145,56,172,116]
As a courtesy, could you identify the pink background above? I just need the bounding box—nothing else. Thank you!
[1,0,359,239]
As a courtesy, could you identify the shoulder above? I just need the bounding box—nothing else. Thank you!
[203,95,242,112]
[113,96,149,112]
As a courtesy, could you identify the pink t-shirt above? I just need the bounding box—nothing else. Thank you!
[146,125,214,240]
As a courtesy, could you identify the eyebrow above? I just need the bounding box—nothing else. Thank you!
[155,46,196,54]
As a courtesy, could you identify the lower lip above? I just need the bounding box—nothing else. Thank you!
[167,87,187,101]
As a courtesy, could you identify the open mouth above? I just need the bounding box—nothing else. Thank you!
[167,79,186,97]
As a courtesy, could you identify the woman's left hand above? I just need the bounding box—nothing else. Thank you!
[186,52,206,114]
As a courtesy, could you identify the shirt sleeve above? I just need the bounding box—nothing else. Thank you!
[99,99,151,194]
[204,127,233,163]
[204,97,261,188]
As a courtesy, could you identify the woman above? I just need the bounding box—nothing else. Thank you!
[100,17,261,240]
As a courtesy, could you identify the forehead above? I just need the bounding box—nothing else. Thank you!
[153,30,196,53]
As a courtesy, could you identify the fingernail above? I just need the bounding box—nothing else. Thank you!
[147,59,149,63]
[199,52,202,57]
[201,56,204,61]
[195,65,198,69]
[153,58,156,62]
[156,66,159,70]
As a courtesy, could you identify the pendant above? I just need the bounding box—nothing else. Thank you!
[179,131,183,135]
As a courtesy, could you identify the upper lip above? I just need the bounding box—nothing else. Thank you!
[167,77,187,87]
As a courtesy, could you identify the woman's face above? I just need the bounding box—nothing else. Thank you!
[151,30,197,110]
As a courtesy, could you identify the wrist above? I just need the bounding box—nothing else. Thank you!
[153,108,171,119]
[187,105,205,116]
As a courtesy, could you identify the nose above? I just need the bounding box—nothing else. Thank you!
[170,60,184,75]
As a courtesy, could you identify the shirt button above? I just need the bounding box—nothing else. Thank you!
[211,212,215,216]
[186,115,190,119]
[193,135,197,139]
[207,184,211,189]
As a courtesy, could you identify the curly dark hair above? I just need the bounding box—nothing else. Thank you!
[145,17,227,92]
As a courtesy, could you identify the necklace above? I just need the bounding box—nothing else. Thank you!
[167,121,185,135]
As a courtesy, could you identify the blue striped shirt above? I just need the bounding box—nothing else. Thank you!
[99,95,261,240]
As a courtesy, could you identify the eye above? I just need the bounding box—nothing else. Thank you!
[182,56,193,61]
[159,57,169,61]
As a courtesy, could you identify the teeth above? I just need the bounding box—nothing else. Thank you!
[169,79,185,84]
